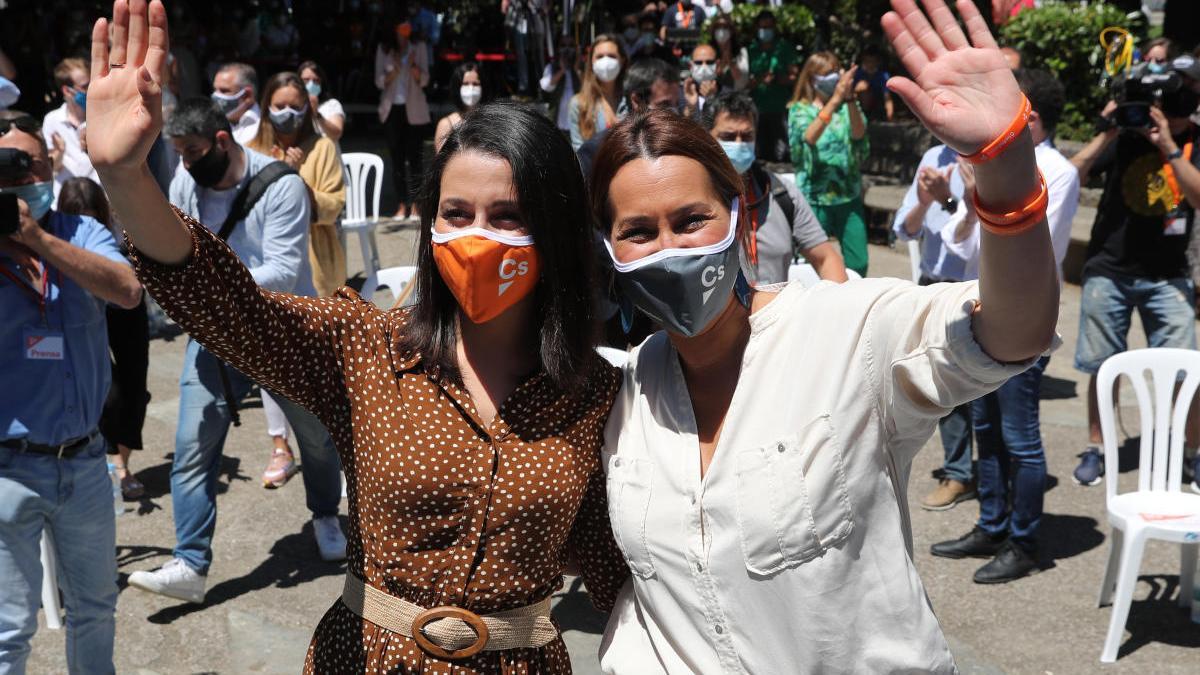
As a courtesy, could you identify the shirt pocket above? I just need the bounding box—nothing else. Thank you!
[734,414,855,576]
[605,455,656,579]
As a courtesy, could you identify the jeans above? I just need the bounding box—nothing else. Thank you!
[972,357,1049,551]
[0,435,117,675]
[938,403,975,483]
[173,340,342,574]
[1074,274,1196,374]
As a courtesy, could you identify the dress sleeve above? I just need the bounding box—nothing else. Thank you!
[566,365,630,613]
[128,209,361,419]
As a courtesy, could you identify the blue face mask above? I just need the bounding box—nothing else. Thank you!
[1148,61,1168,74]
[757,28,775,43]
[1,181,55,221]
[72,88,86,112]
[304,80,322,97]
[719,140,756,174]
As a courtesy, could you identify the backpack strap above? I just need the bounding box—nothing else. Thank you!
[766,170,796,228]
[216,161,298,241]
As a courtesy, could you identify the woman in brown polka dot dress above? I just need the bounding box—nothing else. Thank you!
[85,3,629,672]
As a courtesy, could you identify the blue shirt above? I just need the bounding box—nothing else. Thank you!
[891,144,968,282]
[1,212,128,445]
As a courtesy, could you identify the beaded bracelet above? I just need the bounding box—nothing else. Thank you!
[960,94,1032,165]
[972,170,1048,237]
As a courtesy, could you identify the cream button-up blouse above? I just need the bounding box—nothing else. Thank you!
[599,278,1036,674]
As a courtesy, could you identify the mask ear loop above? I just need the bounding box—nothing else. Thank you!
[734,269,752,309]
[619,294,636,335]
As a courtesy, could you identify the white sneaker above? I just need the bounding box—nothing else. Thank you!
[127,558,206,603]
[314,516,347,562]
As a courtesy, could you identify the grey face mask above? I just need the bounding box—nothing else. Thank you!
[605,198,749,338]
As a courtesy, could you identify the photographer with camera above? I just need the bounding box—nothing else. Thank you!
[0,109,141,673]
[1070,55,1200,489]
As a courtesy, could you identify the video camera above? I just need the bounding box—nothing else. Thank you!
[1109,63,1198,128]
[0,148,33,236]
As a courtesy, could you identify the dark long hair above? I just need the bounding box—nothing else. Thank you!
[297,60,331,102]
[57,177,112,227]
[590,108,747,241]
[449,61,484,112]
[399,101,598,392]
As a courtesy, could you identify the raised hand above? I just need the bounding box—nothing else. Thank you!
[86,0,169,173]
[882,0,1021,156]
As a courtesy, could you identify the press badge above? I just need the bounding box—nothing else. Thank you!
[1165,208,1191,236]
[23,327,64,360]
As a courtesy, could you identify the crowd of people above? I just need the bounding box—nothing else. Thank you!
[2,0,1200,673]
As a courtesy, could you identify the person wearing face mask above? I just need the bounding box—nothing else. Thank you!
[435,62,485,152]
[592,2,1061,671]
[703,91,847,285]
[788,51,870,276]
[375,21,431,220]
[298,60,345,145]
[122,97,347,603]
[211,62,260,144]
[1141,37,1175,75]
[577,57,680,180]
[85,4,630,669]
[748,10,798,163]
[709,13,749,92]
[0,109,141,674]
[42,57,98,200]
[540,37,582,134]
[568,35,626,150]
[659,0,705,44]
[1066,54,1200,491]
[683,43,720,120]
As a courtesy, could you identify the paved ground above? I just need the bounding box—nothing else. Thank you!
[24,222,1200,674]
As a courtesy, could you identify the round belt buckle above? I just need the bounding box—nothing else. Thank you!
[411,606,490,659]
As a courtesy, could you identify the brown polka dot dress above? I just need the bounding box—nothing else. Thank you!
[130,213,630,674]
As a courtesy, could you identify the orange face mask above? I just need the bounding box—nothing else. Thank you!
[431,228,541,323]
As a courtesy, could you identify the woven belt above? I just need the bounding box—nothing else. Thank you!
[340,573,557,660]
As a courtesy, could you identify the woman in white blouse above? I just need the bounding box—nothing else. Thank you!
[590,1,1060,673]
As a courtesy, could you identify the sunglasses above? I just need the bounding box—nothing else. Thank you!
[0,116,41,137]
[692,59,716,66]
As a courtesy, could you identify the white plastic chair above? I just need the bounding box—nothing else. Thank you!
[340,153,385,300]
[786,263,862,288]
[40,529,62,630]
[1096,348,1200,662]
[374,266,418,308]
[906,239,922,284]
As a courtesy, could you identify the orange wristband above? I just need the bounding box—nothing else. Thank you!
[817,109,832,124]
[973,170,1048,236]
[960,94,1032,165]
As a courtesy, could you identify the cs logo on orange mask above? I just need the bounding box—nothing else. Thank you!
[432,228,542,323]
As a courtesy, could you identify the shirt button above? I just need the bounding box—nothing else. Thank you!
[777,442,786,453]
[714,624,724,634]
[612,457,622,468]
[695,561,703,573]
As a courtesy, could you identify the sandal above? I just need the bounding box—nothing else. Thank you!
[262,448,298,489]
[117,468,145,500]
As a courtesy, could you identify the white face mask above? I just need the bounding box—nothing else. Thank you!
[691,63,717,83]
[460,84,482,107]
[714,28,731,45]
[593,55,622,83]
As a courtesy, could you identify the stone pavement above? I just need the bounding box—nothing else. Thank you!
[24,224,1200,674]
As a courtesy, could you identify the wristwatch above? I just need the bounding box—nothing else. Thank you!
[1167,148,1184,161]
[941,196,958,213]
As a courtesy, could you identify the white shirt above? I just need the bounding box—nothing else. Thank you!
[601,279,1037,674]
[41,103,97,200]
[941,139,1079,282]
[232,103,261,145]
[540,63,576,131]
[891,144,969,282]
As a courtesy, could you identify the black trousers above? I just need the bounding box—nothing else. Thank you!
[756,110,789,164]
[100,298,151,452]
[383,105,427,207]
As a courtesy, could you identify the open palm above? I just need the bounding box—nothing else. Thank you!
[882,0,1022,155]
[86,0,169,172]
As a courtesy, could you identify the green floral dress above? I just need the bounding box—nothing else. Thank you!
[787,100,870,206]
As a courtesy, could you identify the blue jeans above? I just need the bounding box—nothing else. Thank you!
[972,357,1049,551]
[173,340,342,574]
[1075,275,1196,374]
[938,403,974,483]
[0,435,117,675]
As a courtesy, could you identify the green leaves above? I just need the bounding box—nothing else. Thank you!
[999,1,1147,141]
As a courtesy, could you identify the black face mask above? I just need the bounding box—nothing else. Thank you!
[1162,87,1200,120]
[187,143,230,188]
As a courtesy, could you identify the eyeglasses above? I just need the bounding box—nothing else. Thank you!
[692,59,716,66]
[0,116,41,137]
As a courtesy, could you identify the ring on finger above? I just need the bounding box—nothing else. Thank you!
[110,63,126,69]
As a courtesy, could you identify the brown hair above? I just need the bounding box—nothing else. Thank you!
[1143,37,1176,60]
[57,177,112,228]
[247,72,317,153]
[54,58,88,90]
[790,51,840,105]
[573,35,626,143]
[589,109,749,251]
